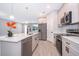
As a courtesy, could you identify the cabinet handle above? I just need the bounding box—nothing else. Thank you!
[66,42,70,45]
[65,46,69,53]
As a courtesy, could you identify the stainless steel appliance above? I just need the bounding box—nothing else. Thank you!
[61,11,72,25]
[54,34,62,55]
[21,36,32,56]
[38,23,47,41]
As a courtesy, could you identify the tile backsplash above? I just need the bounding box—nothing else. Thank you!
[58,24,79,33]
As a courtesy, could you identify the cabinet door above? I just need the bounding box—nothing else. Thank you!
[32,34,39,52]
[71,4,79,23]
[1,41,21,56]
[62,37,70,56]
[69,46,79,56]
[62,37,79,56]
[62,42,70,56]
[32,35,36,51]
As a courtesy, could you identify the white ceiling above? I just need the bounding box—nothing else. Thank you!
[0,3,63,22]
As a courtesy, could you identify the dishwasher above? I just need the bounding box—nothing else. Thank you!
[54,34,62,56]
[21,36,32,56]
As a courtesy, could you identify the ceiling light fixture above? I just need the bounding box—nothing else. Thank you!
[46,5,51,9]
[9,4,14,20]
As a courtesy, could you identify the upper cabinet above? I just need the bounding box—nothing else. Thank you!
[58,3,79,25]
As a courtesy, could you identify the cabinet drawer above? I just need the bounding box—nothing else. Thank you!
[62,37,79,53]
[62,37,71,46]
[62,43,70,56]
[69,46,79,56]
[62,43,79,56]
[70,41,79,51]
[62,37,79,56]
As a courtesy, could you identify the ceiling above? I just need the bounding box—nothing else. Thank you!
[0,3,63,22]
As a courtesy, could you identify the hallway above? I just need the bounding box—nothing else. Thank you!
[32,40,60,56]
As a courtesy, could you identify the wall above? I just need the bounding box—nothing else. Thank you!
[47,12,58,44]
[38,17,47,24]
[0,19,23,36]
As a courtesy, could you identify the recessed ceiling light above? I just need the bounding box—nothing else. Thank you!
[25,7,28,10]
[46,5,51,9]
[42,11,45,14]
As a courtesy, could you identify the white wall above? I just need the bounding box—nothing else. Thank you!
[38,17,47,24]
[47,12,58,44]
[0,19,23,36]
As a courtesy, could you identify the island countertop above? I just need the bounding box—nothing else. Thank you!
[0,32,39,43]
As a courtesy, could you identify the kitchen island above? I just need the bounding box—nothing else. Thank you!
[0,32,39,56]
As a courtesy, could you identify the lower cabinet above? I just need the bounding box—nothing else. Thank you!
[1,41,21,56]
[62,37,79,56]
[0,33,39,56]
[32,34,39,52]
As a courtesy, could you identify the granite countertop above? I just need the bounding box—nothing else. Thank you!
[53,32,79,36]
[62,36,79,44]
[0,32,38,43]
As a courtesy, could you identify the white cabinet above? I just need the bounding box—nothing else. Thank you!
[62,37,79,56]
[62,37,70,56]
[71,4,79,23]
[1,41,21,56]
[32,34,39,52]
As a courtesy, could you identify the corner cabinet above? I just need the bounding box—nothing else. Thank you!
[62,37,79,56]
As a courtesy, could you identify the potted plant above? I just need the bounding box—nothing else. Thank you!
[5,22,16,37]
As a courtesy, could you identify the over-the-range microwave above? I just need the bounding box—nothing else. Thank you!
[61,11,72,25]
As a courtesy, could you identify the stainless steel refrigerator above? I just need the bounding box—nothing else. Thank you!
[38,23,47,41]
